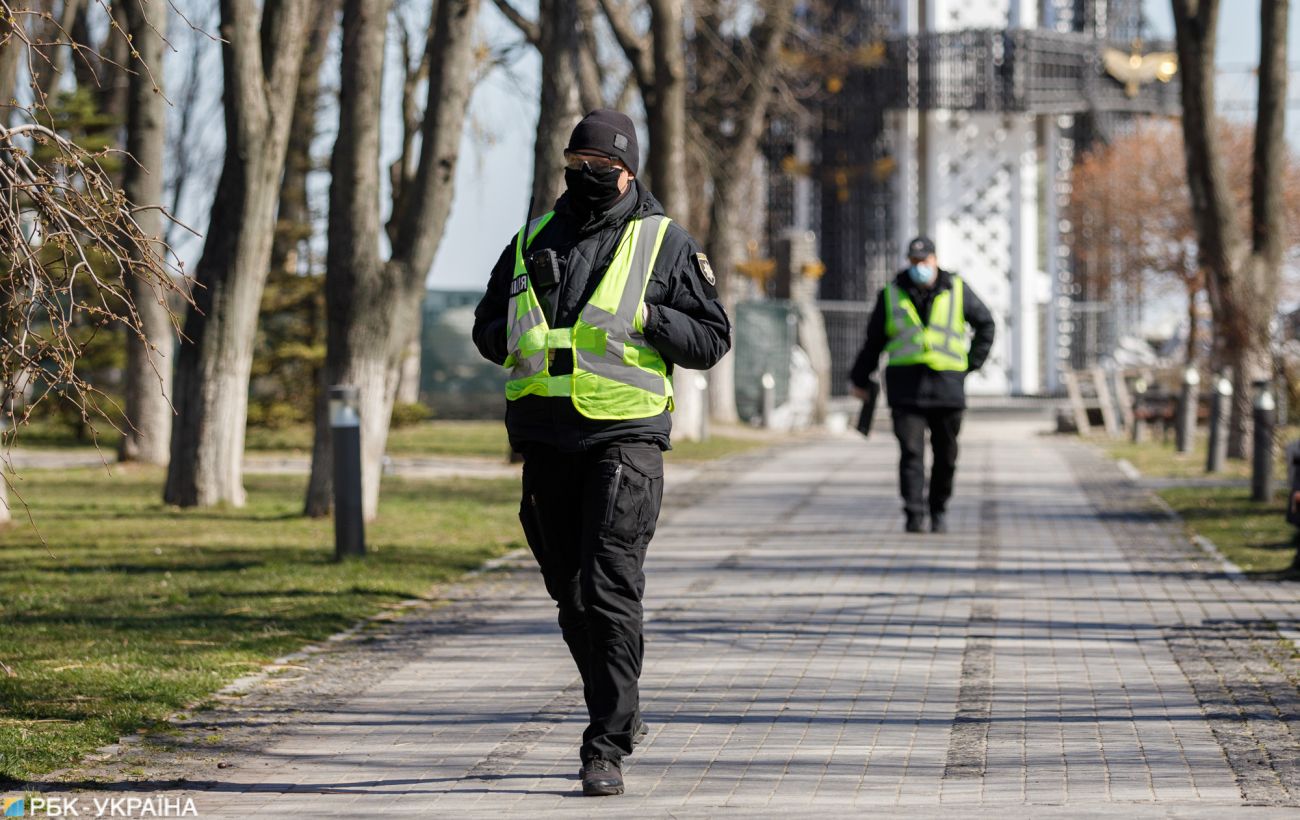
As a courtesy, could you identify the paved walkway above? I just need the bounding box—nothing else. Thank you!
[39,417,1300,817]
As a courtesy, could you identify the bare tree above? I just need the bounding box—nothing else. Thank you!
[164,0,316,508]
[599,0,690,222]
[1,6,184,523]
[692,0,795,423]
[164,3,221,250]
[269,0,339,282]
[490,0,583,216]
[575,0,607,112]
[303,0,481,520]
[1069,121,1300,367]
[644,0,688,219]
[598,0,713,433]
[1172,0,1290,458]
[118,0,172,464]
[1072,121,1202,364]
[69,0,129,125]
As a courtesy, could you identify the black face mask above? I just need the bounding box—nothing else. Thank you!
[564,165,625,213]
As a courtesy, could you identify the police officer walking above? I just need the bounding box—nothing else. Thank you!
[849,236,995,533]
[472,110,731,796]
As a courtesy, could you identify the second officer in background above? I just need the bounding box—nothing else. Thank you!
[849,236,995,534]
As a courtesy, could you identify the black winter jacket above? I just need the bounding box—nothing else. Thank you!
[848,269,996,410]
[472,181,732,452]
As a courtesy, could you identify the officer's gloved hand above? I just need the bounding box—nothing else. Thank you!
[850,374,878,401]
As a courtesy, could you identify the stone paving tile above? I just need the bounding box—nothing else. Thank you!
[21,417,1300,816]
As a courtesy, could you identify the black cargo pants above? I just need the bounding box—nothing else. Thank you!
[518,441,664,764]
[891,407,963,517]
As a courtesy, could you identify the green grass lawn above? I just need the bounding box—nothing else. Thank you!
[249,422,774,461]
[1158,486,1298,576]
[243,419,510,457]
[1105,425,1300,482]
[17,418,775,462]
[0,467,522,782]
[665,434,774,462]
[1105,432,1298,575]
[1106,432,1254,480]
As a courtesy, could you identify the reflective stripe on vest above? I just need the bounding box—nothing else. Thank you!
[503,212,675,420]
[884,277,969,372]
[504,212,555,377]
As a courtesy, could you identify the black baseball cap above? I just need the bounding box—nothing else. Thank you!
[907,236,936,259]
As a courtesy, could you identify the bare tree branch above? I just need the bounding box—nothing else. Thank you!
[488,0,539,45]
[597,0,652,90]
[0,121,188,448]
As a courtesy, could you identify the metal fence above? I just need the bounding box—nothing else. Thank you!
[819,300,873,397]
[886,29,1180,116]
[1066,300,1120,373]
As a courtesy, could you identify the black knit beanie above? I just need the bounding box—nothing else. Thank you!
[565,109,639,175]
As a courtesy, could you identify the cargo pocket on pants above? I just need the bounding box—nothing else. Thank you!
[601,446,664,549]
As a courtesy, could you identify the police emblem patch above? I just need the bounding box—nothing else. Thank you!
[693,253,716,286]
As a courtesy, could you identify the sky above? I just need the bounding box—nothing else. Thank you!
[428,1,1300,296]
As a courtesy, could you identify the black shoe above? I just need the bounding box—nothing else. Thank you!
[581,758,624,796]
[905,513,925,533]
[931,513,948,533]
[576,718,649,779]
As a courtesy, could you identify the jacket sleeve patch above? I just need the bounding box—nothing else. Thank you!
[692,253,716,286]
[691,253,722,294]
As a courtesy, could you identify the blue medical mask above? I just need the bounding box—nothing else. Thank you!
[907,263,935,285]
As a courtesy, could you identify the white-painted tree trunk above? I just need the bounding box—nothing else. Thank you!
[164,0,315,507]
[119,0,172,466]
[305,0,480,521]
[394,335,422,406]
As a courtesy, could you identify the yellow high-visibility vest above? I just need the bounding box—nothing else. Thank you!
[884,277,969,372]
[503,211,674,419]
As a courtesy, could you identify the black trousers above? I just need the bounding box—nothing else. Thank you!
[518,441,664,764]
[891,407,963,517]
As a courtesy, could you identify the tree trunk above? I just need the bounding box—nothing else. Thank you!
[706,173,746,423]
[1184,279,1199,366]
[394,335,422,405]
[1226,333,1274,460]
[1224,256,1277,458]
[530,0,582,215]
[165,0,314,507]
[645,0,690,223]
[270,0,338,278]
[699,1,793,423]
[304,0,391,518]
[1172,0,1242,278]
[645,0,697,435]
[1174,0,1289,463]
[118,0,172,465]
[575,0,604,112]
[305,0,480,520]
[97,1,131,126]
